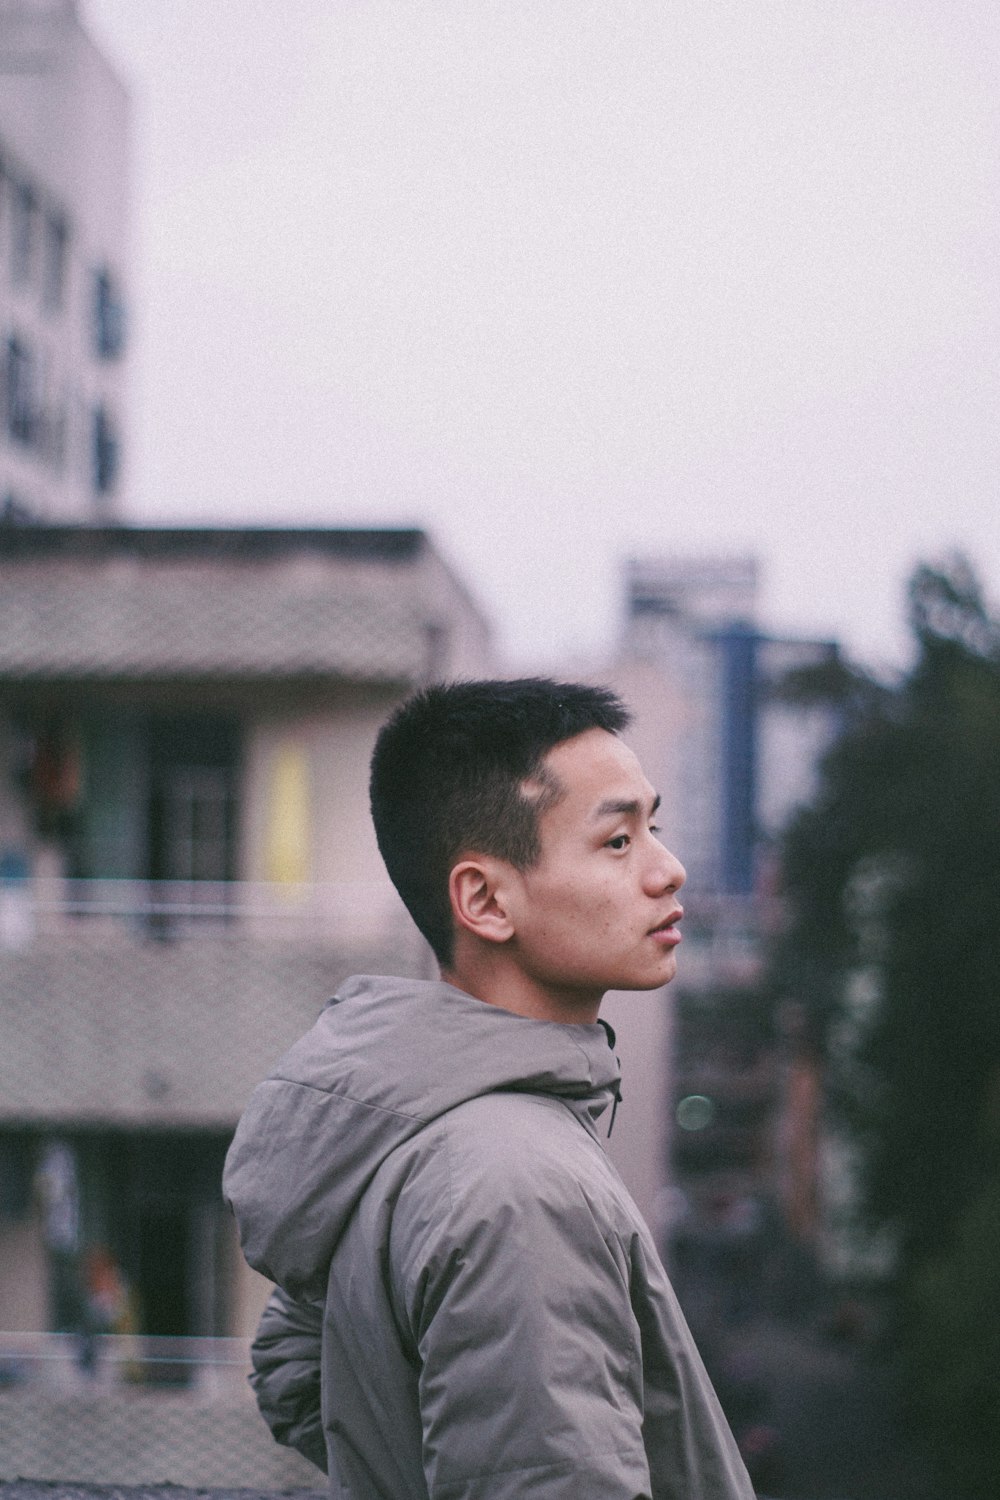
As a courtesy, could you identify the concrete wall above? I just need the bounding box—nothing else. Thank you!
[239,685,431,954]
[414,540,494,679]
[0,1218,47,1331]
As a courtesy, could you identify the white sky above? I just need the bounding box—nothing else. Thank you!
[84,0,999,674]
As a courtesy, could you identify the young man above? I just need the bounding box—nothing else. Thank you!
[224,679,753,1499]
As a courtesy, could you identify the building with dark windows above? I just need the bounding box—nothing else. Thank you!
[0,524,491,1353]
[602,556,840,1300]
[0,0,130,521]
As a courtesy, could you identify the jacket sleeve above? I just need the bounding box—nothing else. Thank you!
[392,1107,653,1500]
[249,1285,328,1474]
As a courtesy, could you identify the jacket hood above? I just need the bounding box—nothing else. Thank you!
[223,974,621,1299]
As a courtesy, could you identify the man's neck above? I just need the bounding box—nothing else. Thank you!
[440,956,603,1026]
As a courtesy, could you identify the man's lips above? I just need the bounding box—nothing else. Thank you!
[649,909,684,945]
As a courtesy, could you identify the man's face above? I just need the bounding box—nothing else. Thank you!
[502,728,686,1019]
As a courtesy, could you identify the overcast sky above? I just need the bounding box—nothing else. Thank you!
[84,0,999,674]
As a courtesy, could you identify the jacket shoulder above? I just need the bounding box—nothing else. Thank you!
[385,1089,631,1285]
[441,1089,608,1191]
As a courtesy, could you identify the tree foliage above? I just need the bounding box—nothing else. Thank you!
[769,555,1000,1493]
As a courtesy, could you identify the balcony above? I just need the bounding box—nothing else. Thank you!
[0,876,424,951]
[0,1332,320,1488]
[0,880,431,1128]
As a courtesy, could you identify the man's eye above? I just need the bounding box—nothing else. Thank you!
[607,834,630,850]
[649,824,661,835]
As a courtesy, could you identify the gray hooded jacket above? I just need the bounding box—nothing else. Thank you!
[223,974,753,1500]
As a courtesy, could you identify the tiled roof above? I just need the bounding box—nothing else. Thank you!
[0,571,428,681]
[0,933,427,1128]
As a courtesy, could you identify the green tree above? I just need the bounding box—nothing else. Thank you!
[771,555,1000,1494]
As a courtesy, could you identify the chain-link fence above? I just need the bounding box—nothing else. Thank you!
[0,1333,323,1488]
[0,885,431,1490]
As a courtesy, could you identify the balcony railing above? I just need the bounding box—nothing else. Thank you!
[0,1329,248,1396]
[0,1332,322,1487]
[0,876,425,953]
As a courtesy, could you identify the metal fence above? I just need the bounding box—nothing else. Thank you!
[0,876,428,953]
[0,1333,324,1488]
[0,883,427,1494]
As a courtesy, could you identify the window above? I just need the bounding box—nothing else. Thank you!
[11,179,36,286]
[2,491,34,523]
[148,717,239,887]
[42,212,68,313]
[5,335,38,447]
[93,267,126,359]
[158,768,234,884]
[73,713,240,889]
[92,403,119,494]
[45,387,66,470]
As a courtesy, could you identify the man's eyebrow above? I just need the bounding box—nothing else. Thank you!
[592,792,661,820]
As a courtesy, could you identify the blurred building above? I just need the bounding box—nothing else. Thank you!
[621,556,835,898]
[604,556,840,1289]
[0,523,491,1346]
[0,0,130,522]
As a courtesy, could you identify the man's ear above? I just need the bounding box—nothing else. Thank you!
[449,856,515,945]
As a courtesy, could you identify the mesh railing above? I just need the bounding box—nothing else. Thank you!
[0,876,422,949]
[0,1333,324,1488]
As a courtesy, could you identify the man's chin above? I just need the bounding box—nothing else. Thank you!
[615,963,678,993]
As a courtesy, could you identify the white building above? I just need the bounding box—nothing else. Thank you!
[0,0,129,522]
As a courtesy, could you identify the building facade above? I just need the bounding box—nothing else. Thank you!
[0,0,130,522]
[604,556,841,1299]
[0,524,491,1350]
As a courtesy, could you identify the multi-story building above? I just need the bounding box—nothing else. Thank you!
[0,523,491,1355]
[621,556,836,899]
[604,556,840,1290]
[0,0,129,522]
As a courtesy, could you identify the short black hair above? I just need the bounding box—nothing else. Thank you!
[369,678,630,967]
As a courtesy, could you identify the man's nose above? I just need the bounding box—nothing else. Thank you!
[646,841,686,895]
